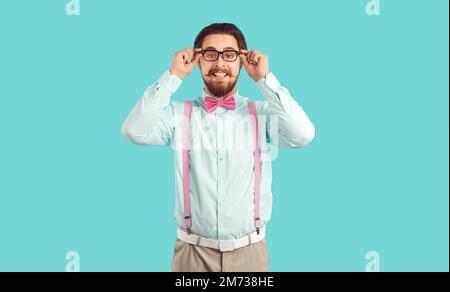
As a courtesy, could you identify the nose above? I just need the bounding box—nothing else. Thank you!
[214,53,227,65]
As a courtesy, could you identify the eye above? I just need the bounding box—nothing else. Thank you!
[204,51,217,59]
[224,52,236,59]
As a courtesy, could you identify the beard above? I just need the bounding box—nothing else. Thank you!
[202,72,239,98]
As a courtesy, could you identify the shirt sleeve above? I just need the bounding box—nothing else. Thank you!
[121,70,183,146]
[256,72,316,148]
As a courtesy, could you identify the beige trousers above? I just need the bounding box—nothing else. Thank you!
[171,238,270,272]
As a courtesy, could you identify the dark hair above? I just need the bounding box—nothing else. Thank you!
[194,23,248,51]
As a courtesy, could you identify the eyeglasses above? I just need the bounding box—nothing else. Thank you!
[201,49,242,62]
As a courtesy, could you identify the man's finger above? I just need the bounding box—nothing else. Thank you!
[252,53,263,65]
[192,48,203,62]
[240,53,250,68]
[192,52,202,64]
[184,48,193,62]
[241,49,252,62]
[252,52,260,62]
[248,50,257,64]
[180,52,188,63]
[248,49,256,59]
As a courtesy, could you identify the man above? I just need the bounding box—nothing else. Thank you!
[121,23,315,272]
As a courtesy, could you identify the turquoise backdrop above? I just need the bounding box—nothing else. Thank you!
[0,0,448,271]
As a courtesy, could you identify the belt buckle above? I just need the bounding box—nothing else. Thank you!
[219,240,234,252]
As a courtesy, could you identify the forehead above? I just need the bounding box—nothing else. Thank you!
[201,34,239,50]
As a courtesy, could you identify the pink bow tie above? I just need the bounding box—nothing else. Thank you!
[204,94,236,113]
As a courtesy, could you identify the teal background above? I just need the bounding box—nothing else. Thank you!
[0,0,448,272]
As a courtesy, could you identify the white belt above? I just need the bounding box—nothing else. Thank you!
[177,226,266,252]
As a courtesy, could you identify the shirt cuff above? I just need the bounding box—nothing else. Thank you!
[157,70,183,93]
[256,72,281,93]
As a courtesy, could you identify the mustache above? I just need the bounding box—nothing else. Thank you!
[209,69,230,76]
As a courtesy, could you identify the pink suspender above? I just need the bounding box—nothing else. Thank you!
[182,102,193,233]
[182,101,261,235]
[247,101,262,234]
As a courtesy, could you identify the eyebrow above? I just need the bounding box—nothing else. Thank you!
[204,46,238,51]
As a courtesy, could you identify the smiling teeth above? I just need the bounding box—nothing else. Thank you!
[213,73,227,76]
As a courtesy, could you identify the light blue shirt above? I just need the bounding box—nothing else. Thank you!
[122,70,315,240]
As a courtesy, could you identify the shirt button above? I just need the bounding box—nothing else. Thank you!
[219,157,223,161]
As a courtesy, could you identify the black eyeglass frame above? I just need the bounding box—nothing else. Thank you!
[200,49,243,62]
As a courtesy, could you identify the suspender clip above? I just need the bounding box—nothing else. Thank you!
[185,215,192,234]
[255,217,261,235]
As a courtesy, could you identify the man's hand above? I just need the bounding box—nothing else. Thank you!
[240,49,270,82]
[169,48,202,80]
